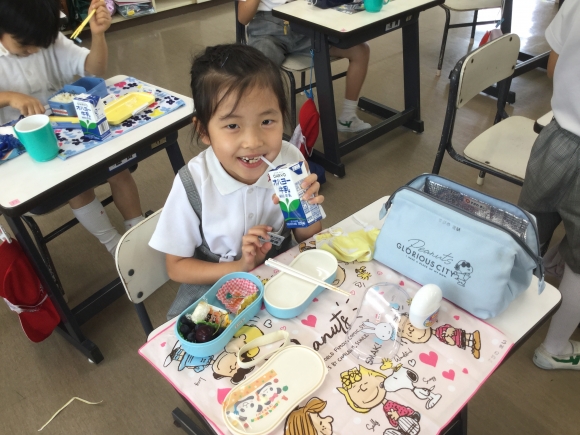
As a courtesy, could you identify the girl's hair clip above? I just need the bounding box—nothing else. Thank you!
[220,54,230,68]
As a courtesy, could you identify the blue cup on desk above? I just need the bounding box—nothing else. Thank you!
[365,0,383,12]
[14,115,60,162]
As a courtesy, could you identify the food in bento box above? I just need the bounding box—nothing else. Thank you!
[178,301,231,344]
[49,92,76,103]
[216,278,259,314]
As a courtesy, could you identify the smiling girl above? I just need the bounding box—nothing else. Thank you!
[149,44,324,319]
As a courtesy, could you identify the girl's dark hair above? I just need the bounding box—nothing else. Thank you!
[190,44,288,138]
[0,0,60,48]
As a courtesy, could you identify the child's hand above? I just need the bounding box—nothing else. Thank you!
[7,92,45,117]
[272,173,324,205]
[238,225,273,272]
[89,0,112,35]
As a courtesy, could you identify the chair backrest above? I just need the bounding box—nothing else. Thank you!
[115,209,169,304]
[456,33,520,108]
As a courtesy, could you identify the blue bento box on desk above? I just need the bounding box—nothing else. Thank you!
[48,77,108,116]
[174,272,264,357]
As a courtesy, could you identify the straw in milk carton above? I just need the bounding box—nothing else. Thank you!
[265,159,325,228]
[72,93,111,141]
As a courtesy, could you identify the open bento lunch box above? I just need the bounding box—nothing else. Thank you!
[264,250,338,319]
[174,272,264,357]
[48,77,108,116]
[222,333,327,435]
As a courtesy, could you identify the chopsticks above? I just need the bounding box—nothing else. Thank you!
[265,258,351,297]
[70,9,96,40]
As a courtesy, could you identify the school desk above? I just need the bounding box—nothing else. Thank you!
[0,75,193,364]
[271,0,444,178]
[140,196,561,435]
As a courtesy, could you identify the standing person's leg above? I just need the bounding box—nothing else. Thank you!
[69,190,122,255]
[329,44,371,133]
[519,119,580,370]
[107,169,143,230]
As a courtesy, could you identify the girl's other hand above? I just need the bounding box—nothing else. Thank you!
[238,225,273,271]
[89,0,112,35]
[301,173,324,205]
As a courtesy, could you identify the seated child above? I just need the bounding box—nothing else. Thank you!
[238,0,371,133]
[149,44,325,319]
[518,0,580,370]
[0,0,143,255]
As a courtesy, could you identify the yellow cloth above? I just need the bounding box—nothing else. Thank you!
[319,229,380,262]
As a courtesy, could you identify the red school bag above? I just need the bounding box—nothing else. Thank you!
[0,228,60,342]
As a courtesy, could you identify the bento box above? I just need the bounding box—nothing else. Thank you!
[174,272,264,357]
[264,250,338,319]
[48,77,108,116]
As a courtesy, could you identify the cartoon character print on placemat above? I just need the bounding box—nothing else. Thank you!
[55,77,185,159]
[224,369,290,431]
[284,397,334,435]
[398,313,482,359]
[337,365,422,435]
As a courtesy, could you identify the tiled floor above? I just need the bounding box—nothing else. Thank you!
[1,0,577,434]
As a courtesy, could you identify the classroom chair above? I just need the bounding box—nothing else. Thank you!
[234,1,346,129]
[436,0,503,77]
[20,165,139,299]
[431,33,538,187]
[115,209,217,435]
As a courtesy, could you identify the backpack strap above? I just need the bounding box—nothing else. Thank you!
[178,166,220,263]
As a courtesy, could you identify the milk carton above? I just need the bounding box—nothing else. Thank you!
[268,161,325,228]
[72,93,111,141]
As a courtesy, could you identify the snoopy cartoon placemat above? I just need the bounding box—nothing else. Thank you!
[139,243,513,435]
[54,77,185,160]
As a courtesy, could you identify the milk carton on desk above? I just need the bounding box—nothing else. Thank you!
[73,93,111,141]
[269,161,325,228]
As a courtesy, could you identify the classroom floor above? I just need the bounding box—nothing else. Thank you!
[1,0,578,433]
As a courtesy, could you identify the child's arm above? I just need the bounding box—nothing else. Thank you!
[84,0,111,76]
[275,173,324,243]
[237,0,262,26]
[547,50,559,79]
[0,92,45,116]
[165,225,273,284]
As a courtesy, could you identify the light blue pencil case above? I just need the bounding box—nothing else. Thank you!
[175,272,264,357]
[374,174,544,319]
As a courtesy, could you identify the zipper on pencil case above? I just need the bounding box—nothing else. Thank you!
[384,186,542,273]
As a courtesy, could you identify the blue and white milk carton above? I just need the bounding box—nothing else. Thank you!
[72,93,111,141]
[268,161,325,228]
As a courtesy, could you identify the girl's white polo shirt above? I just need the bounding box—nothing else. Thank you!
[149,141,303,262]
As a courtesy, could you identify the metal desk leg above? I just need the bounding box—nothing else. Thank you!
[165,137,186,175]
[402,17,424,133]
[5,215,104,364]
[310,31,346,178]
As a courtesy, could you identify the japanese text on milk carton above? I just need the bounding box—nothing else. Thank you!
[72,93,111,141]
[268,161,324,228]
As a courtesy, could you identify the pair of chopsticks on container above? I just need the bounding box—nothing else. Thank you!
[265,258,350,297]
[70,9,96,40]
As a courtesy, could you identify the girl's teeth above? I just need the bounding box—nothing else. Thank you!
[241,156,261,163]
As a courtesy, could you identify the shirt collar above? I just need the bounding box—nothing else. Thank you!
[206,146,286,195]
[0,42,10,57]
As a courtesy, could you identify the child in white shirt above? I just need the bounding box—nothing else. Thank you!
[518,0,580,370]
[0,0,143,255]
[150,44,325,319]
[238,0,372,133]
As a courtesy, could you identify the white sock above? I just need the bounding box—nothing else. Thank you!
[542,262,580,355]
[71,197,121,255]
[124,215,144,231]
[339,99,358,122]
